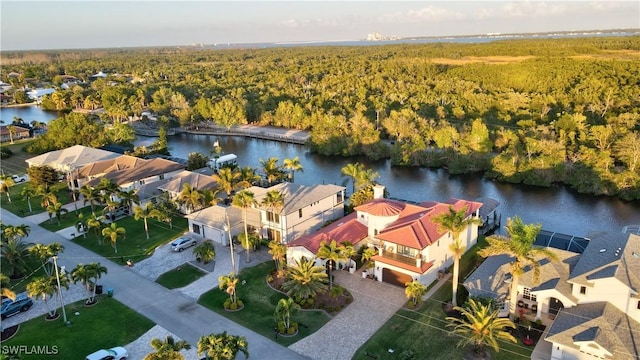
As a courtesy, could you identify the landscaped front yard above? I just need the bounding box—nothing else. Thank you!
[72,216,188,263]
[1,297,154,358]
[353,237,535,360]
[0,182,73,217]
[198,261,331,346]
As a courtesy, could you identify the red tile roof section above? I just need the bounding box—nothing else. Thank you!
[372,255,434,274]
[288,212,368,253]
[354,198,406,216]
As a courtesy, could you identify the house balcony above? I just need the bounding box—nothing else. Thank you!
[372,250,433,274]
[381,250,419,267]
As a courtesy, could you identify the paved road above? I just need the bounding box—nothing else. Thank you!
[1,209,307,360]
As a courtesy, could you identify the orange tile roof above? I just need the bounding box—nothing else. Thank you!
[354,198,405,216]
[288,212,368,253]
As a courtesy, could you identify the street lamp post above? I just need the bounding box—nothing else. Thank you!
[52,256,68,325]
[224,211,236,274]
[67,164,78,214]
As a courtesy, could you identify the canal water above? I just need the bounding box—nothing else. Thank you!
[4,106,639,238]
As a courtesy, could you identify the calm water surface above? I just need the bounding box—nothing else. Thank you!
[6,106,640,238]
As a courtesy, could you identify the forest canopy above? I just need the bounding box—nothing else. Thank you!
[2,36,639,199]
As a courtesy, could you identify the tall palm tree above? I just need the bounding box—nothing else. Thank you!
[29,242,64,276]
[27,276,58,318]
[177,183,205,213]
[282,257,328,301]
[1,273,16,300]
[260,157,283,186]
[218,273,239,304]
[232,190,257,263]
[405,280,427,306]
[2,224,30,242]
[197,332,249,360]
[262,189,284,238]
[102,222,126,253]
[134,203,158,240]
[274,297,300,332]
[341,162,365,194]
[342,241,356,269]
[283,156,304,182]
[432,205,482,307]
[86,262,107,303]
[237,166,260,189]
[97,178,119,203]
[478,216,558,318]
[212,167,241,198]
[47,200,68,226]
[268,240,287,276]
[86,213,105,244]
[117,188,139,214]
[446,298,517,358]
[71,263,94,305]
[144,336,191,360]
[153,195,177,229]
[6,125,16,144]
[20,185,37,213]
[80,185,101,215]
[1,239,32,277]
[316,239,346,290]
[0,175,15,203]
[38,187,58,210]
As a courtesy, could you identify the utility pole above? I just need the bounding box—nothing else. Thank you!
[67,164,78,214]
[225,211,236,274]
[52,256,68,325]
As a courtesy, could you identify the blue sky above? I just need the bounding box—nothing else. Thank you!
[1,1,638,50]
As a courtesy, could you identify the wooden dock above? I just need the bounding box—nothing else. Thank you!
[177,125,309,145]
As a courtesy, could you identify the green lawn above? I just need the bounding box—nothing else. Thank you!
[38,205,94,231]
[0,182,73,217]
[0,139,34,176]
[353,237,534,360]
[7,257,48,295]
[156,263,207,289]
[1,297,154,359]
[72,216,188,264]
[198,261,331,346]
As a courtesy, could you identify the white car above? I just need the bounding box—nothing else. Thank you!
[170,236,197,252]
[85,346,128,360]
[12,174,28,183]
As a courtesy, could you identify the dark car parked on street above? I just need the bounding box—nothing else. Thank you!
[1,293,34,319]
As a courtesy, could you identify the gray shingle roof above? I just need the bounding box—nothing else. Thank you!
[545,302,640,359]
[26,145,120,169]
[157,170,218,194]
[248,183,344,215]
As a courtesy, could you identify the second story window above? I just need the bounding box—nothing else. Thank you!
[397,245,414,257]
[299,209,303,218]
[522,287,537,302]
[580,286,587,295]
[267,212,280,224]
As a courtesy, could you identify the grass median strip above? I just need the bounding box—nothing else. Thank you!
[156,263,207,289]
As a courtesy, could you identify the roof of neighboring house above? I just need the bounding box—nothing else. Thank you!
[568,233,640,294]
[0,125,30,135]
[26,145,120,169]
[249,183,344,215]
[77,155,145,178]
[375,198,482,249]
[157,170,218,194]
[87,158,185,186]
[463,248,579,302]
[545,302,640,360]
[287,212,368,253]
[355,199,406,216]
[185,205,259,231]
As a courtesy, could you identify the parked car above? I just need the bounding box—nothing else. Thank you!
[1,293,34,319]
[11,174,29,183]
[104,206,129,222]
[85,346,128,360]
[170,236,197,252]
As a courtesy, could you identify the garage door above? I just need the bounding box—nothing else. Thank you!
[382,268,413,287]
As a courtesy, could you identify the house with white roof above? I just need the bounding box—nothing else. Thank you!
[26,145,121,174]
[464,232,640,360]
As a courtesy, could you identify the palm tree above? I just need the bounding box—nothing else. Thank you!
[1,273,16,300]
[38,187,58,210]
[153,196,177,229]
[404,280,427,306]
[86,262,107,303]
[282,257,328,301]
[144,336,191,360]
[97,178,119,203]
[0,175,15,203]
[274,297,300,332]
[71,263,94,305]
[28,242,64,276]
[232,190,257,263]
[1,239,32,277]
[80,185,101,215]
[341,162,365,194]
[432,205,482,307]
[197,332,248,360]
[316,239,346,290]
[117,188,139,214]
[218,273,239,304]
[361,247,377,271]
[342,241,357,270]
[102,222,126,253]
[86,213,105,244]
[212,167,241,198]
[446,298,517,359]
[47,200,68,226]
[6,125,16,144]
[193,240,216,264]
[177,183,205,213]
[268,240,287,276]
[283,156,304,182]
[134,203,158,240]
[27,276,58,318]
[478,216,558,318]
[20,185,37,213]
[260,157,283,186]
[237,166,260,189]
[2,224,31,242]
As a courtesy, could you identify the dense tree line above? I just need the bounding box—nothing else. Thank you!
[2,36,638,199]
